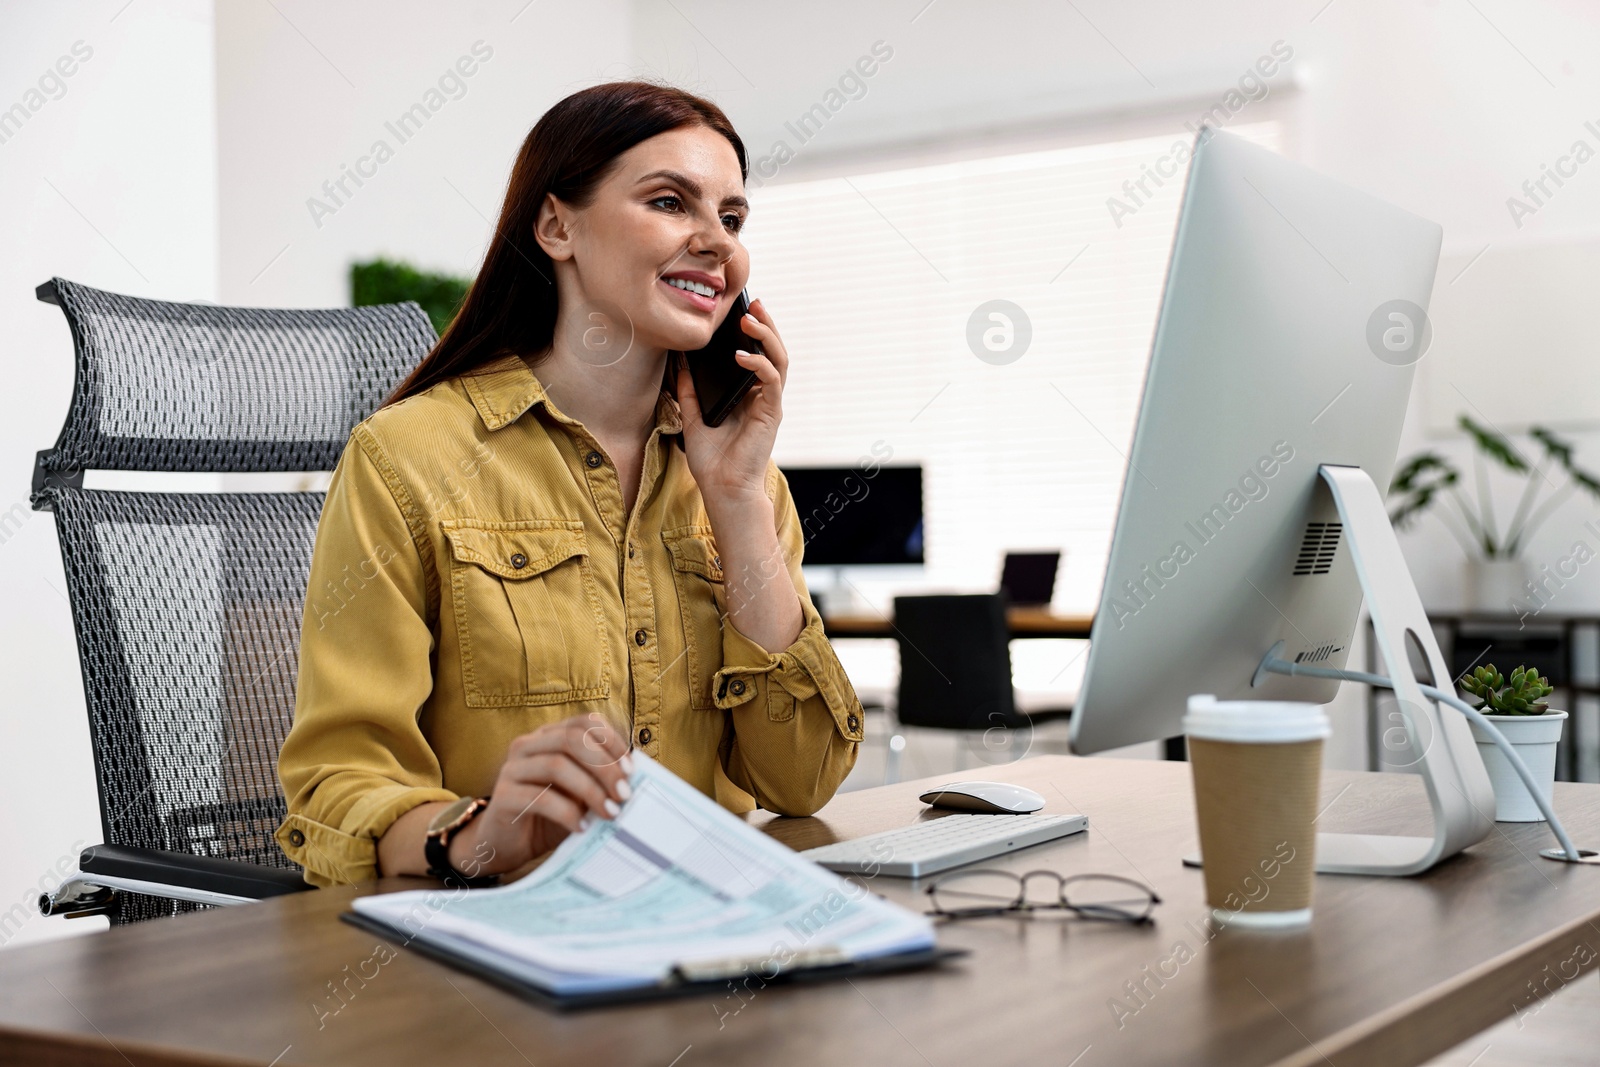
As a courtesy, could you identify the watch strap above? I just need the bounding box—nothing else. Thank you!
[424,796,498,888]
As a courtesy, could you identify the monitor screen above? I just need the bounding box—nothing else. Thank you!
[1000,552,1060,606]
[781,465,924,566]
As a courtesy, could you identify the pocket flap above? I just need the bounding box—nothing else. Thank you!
[442,520,587,579]
[662,528,724,582]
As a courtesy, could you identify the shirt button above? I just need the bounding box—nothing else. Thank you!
[848,713,861,732]
[712,555,721,569]
[729,678,746,696]
[628,544,636,558]
[288,829,305,847]
[634,629,647,646]
[585,450,603,469]
[638,727,652,745]
[509,552,528,569]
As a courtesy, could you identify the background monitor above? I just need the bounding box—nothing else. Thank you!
[1069,130,1444,755]
[781,465,925,566]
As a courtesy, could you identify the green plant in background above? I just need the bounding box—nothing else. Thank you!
[1387,414,1600,559]
[1459,664,1554,716]
[350,258,471,335]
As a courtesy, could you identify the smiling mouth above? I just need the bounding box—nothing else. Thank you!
[659,277,718,312]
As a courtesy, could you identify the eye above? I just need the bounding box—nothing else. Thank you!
[649,193,745,233]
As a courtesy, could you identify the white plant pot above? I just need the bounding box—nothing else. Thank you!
[1462,559,1530,614]
[1467,710,1567,822]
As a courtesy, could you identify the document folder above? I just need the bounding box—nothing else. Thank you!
[344,752,956,1010]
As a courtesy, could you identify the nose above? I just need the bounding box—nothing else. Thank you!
[688,210,737,262]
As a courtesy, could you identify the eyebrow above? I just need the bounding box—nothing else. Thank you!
[637,169,749,211]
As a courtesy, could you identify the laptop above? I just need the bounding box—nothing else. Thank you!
[999,551,1060,607]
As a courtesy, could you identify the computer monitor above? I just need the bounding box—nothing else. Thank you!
[781,465,924,566]
[1000,551,1060,607]
[1067,130,1495,876]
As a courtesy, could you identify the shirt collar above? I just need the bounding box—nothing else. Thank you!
[461,353,684,437]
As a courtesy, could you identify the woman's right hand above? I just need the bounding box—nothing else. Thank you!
[449,712,633,878]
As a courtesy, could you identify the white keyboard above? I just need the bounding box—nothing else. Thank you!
[802,813,1088,878]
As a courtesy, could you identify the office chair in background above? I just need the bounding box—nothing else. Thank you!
[884,593,1073,784]
[32,277,434,925]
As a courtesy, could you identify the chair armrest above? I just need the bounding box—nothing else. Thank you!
[80,844,312,900]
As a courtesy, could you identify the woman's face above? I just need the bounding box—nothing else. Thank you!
[540,125,751,361]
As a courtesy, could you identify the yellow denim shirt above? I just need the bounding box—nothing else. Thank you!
[274,353,864,886]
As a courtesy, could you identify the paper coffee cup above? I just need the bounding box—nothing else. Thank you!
[1184,694,1329,929]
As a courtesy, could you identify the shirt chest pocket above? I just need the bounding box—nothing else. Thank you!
[442,519,610,708]
[662,527,725,711]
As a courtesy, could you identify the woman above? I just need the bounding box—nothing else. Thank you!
[275,81,865,888]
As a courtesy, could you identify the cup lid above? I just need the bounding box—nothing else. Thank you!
[1183,693,1331,743]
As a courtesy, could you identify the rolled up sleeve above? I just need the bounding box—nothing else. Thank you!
[274,426,458,887]
[714,466,864,816]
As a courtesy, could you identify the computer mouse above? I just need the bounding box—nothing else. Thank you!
[918,781,1047,814]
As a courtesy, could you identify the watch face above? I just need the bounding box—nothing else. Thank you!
[429,796,481,836]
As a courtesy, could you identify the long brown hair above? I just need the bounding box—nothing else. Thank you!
[382,81,748,407]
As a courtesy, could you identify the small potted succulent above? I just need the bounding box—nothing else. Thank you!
[1459,664,1566,822]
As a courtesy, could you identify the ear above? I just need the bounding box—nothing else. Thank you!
[532,192,576,262]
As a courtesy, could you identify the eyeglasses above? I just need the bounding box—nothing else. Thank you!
[925,869,1161,924]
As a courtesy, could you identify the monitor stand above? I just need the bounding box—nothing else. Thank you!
[1188,464,1497,877]
[809,565,868,617]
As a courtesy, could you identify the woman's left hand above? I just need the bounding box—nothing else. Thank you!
[675,297,788,508]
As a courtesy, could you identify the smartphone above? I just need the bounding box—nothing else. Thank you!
[678,289,761,427]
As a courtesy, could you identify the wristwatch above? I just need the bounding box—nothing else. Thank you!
[424,795,498,888]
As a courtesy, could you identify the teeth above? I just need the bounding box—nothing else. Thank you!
[665,277,716,298]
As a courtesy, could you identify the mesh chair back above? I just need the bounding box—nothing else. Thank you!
[52,491,325,922]
[892,593,1026,732]
[33,277,436,487]
[33,278,434,922]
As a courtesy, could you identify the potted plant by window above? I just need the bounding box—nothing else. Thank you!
[1388,416,1600,612]
[1459,664,1565,822]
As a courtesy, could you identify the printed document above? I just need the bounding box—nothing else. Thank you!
[351,752,935,996]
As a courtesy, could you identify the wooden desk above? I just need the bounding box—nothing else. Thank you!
[824,607,1094,639]
[4,756,1600,1067]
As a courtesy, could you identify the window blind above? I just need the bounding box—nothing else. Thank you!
[744,120,1285,614]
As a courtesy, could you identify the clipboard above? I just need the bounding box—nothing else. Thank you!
[341,910,968,1011]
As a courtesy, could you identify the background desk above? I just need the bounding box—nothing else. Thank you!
[823,607,1094,639]
[3,756,1599,1066]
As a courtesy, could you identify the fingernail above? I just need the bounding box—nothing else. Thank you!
[616,778,633,803]
[604,798,621,818]
[580,813,596,832]
[621,754,635,776]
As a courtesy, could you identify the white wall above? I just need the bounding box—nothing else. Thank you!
[1293,3,1600,622]
[10,0,1600,946]
[214,0,634,306]
[0,0,218,949]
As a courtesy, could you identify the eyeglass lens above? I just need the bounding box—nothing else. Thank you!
[930,870,1156,921]
[1061,875,1158,921]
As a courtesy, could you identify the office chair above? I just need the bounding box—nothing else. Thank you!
[32,277,434,924]
[884,593,1073,784]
